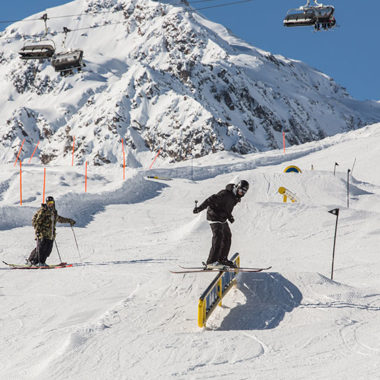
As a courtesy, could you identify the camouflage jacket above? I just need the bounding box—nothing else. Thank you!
[32,204,73,240]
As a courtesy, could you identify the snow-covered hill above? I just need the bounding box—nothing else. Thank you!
[1,123,380,379]
[1,0,380,166]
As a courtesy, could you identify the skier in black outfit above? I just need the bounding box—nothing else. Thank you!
[193,180,249,268]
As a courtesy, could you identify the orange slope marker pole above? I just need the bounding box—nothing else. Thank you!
[149,149,161,169]
[19,160,22,206]
[283,131,286,154]
[71,136,75,166]
[28,140,40,163]
[14,139,25,167]
[42,168,46,203]
[121,138,126,180]
[85,161,88,193]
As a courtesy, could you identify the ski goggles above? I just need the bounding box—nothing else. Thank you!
[47,201,55,205]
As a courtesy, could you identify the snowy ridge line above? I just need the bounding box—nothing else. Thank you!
[147,142,344,181]
[0,171,168,230]
[148,122,380,182]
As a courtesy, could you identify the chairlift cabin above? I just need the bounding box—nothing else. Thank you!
[19,40,56,60]
[51,49,84,76]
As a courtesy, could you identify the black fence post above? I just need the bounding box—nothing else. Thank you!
[328,208,340,280]
[334,162,339,176]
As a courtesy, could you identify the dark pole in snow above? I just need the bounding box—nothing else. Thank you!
[347,169,351,208]
[334,162,339,176]
[328,208,339,280]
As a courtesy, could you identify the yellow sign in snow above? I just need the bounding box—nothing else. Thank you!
[284,165,302,173]
[278,186,298,203]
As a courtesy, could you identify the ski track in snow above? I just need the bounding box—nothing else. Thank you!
[1,125,380,379]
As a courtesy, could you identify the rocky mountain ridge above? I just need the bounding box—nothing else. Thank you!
[1,0,380,166]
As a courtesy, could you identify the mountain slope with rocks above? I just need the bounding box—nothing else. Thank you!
[1,0,380,166]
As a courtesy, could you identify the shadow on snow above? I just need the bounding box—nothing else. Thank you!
[218,272,302,330]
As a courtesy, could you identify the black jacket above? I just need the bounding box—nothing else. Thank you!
[197,184,240,222]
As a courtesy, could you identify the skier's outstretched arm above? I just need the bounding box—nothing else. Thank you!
[57,215,76,226]
[194,192,224,213]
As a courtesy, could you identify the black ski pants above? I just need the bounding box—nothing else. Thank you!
[206,222,232,264]
[28,238,54,264]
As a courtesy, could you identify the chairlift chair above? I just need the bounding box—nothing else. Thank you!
[18,13,56,61]
[283,0,336,30]
[51,49,84,76]
[19,40,56,60]
[283,8,317,27]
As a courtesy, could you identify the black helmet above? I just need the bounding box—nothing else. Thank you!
[46,196,55,204]
[235,180,249,197]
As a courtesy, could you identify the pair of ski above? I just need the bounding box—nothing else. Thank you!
[3,261,271,273]
[2,261,72,270]
[170,264,272,274]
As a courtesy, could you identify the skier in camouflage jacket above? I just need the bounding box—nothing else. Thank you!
[28,196,76,266]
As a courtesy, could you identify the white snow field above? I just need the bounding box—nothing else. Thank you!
[1,123,380,380]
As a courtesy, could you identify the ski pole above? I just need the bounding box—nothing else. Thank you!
[54,240,63,263]
[37,238,41,264]
[71,225,82,261]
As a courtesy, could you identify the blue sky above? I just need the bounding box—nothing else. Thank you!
[1,0,378,101]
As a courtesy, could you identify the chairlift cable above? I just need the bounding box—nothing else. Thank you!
[0,0,250,26]
[194,0,252,11]
[188,0,225,4]
[1,0,252,41]
[6,0,254,76]
[45,9,125,20]
[0,8,124,25]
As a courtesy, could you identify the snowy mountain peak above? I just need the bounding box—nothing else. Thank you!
[1,0,380,166]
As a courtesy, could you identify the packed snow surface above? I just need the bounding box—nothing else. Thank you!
[1,0,380,165]
[1,123,380,379]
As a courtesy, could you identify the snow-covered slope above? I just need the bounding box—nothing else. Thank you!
[1,123,380,379]
[1,0,380,166]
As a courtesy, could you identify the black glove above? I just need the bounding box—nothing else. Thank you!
[228,216,235,223]
[69,219,76,226]
[193,207,200,214]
